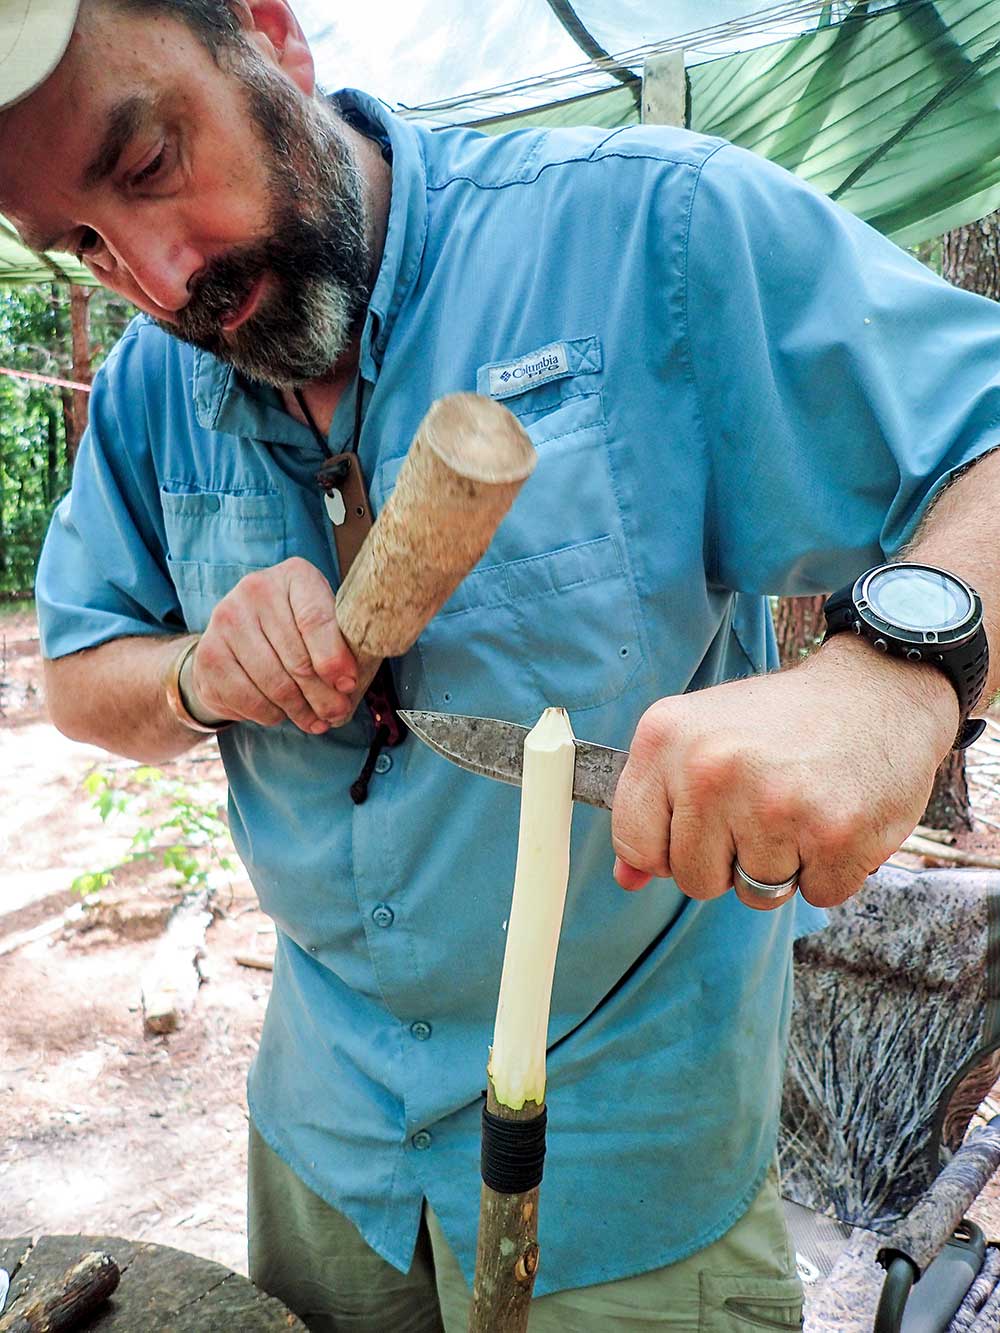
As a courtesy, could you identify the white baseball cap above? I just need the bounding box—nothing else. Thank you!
[0,0,81,109]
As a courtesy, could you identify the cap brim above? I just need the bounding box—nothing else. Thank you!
[0,0,81,110]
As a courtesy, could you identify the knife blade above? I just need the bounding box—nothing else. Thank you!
[398,709,628,810]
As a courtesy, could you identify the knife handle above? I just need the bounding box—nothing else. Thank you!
[336,393,536,708]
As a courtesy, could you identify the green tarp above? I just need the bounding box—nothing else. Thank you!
[5,0,999,284]
[468,0,1000,249]
[0,218,91,285]
[692,0,1000,248]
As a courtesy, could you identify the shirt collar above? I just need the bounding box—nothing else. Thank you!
[193,88,428,436]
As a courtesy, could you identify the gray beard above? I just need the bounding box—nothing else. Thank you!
[157,61,373,388]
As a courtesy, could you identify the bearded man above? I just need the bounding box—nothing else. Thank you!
[4,2,1000,1329]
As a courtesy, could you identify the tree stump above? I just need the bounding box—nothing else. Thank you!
[0,1235,304,1331]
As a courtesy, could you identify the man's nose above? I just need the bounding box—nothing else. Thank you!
[111,228,204,316]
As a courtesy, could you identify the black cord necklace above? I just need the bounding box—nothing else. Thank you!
[294,380,364,457]
[296,378,406,801]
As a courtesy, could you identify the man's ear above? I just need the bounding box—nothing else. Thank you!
[229,0,316,95]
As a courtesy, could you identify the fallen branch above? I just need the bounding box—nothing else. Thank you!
[0,1252,119,1333]
[913,825,957,846]
[140,889,212,1035]
[900,834,1000,871]
[0,904,84,958]
[235,953,273,972]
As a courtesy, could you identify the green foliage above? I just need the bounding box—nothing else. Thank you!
[913,237,943,275]
[0,283,132,595]
[72,765,237,900]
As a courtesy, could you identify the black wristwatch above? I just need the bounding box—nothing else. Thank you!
[823,562,990,750]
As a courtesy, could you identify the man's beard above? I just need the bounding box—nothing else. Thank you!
[157,56,372,388]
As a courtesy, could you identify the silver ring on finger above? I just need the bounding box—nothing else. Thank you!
[733,859,800,901]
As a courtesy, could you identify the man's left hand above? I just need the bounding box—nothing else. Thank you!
[611,635,959,909]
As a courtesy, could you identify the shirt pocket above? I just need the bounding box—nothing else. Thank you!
[160,486,287,632]
[373,383,647,719]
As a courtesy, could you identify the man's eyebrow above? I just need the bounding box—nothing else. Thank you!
[17,95,157,255]
[80,94,151,191]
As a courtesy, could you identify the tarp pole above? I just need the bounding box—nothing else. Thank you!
[641,51,688,127]
[542,0,641,107]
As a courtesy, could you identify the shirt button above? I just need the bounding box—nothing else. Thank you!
[372,904,394,928]
[374,753,393,775]
[203,494,221,512]
[410,1020,432,1041]
[412,1130,432,1150]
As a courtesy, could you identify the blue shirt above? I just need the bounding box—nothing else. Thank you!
[36,91,1000,1294]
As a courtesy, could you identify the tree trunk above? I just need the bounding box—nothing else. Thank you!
[65,284,93,463]
[773,594,828,669]
[922,750,973,833]
[45,405,61,506]
[923,211,1000,830]
[942,215,1000,299]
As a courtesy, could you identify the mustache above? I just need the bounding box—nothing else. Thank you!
[175,245,271,341]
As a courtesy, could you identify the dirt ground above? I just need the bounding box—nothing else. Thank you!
[5,604,1000,1286]
[0,605,269,1275]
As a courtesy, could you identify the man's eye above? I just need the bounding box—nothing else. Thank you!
[130,144,168,188]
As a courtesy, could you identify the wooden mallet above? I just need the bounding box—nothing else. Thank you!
[334,392,536,707]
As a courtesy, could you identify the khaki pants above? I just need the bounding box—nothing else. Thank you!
[248,1126,803,1332]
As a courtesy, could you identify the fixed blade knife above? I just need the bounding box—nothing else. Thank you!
[398,709,627,810]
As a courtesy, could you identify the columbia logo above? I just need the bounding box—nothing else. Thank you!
[486,342,570,398]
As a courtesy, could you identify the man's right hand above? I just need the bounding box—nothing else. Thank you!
[188,558,358,734]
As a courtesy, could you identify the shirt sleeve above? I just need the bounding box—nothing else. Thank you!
[687,143,1000,597]
[36,328,185,659]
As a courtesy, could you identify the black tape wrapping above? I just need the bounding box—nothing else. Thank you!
[481,1103,548,1194]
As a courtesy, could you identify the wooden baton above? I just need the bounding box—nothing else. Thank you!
[335,392,536,708]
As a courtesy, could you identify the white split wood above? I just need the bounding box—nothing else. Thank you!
[488,708,576,1110]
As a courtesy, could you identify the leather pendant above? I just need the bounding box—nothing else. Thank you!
[316,452,373,579]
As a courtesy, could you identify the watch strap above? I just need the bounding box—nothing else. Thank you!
[823,576,989,751]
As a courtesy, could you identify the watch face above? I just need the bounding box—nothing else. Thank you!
[865,565,974,633]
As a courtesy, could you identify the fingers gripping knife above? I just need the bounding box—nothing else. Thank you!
[400,710,803,907]
[333,393,536,713]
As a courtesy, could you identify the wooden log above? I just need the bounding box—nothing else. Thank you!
[0,1251,118,1333]
[336,393,535,703]
[139,889,212,1035]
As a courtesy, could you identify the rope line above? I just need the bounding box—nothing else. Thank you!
[0,365,92,392]
[398,1,914,115]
